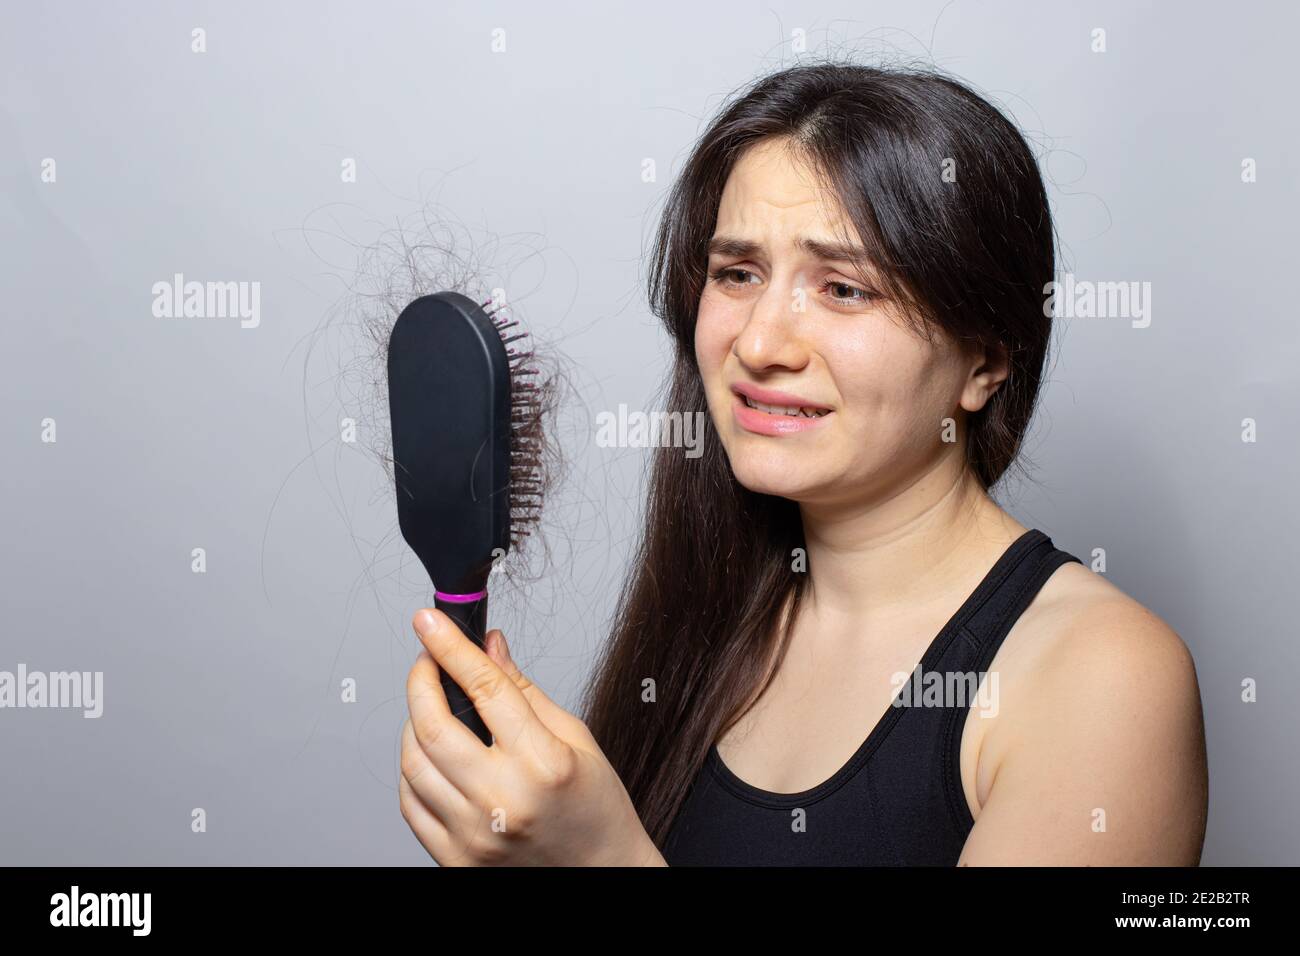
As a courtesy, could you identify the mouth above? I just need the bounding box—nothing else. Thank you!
[737,394,830,418]
[730,382,833,417]
[729,383,834,435]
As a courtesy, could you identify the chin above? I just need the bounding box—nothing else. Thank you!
[726,447,829,500]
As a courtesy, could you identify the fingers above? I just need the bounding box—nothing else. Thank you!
[397,719,496,867]
[395,723,452,858]
[411,609,541,756]
[486,629,587,744]
[485,628,511,668]
[405,647,491,797]
[399,716,468,823]
[395,717,478,868]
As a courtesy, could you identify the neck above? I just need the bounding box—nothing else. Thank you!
[797,452,1023,632]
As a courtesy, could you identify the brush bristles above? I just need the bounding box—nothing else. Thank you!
[482,297,546,550]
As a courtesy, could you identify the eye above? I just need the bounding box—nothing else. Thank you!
[818,278,878,305]
[708,267,760,288]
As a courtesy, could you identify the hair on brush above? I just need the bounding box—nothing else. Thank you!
[300,204,565,741]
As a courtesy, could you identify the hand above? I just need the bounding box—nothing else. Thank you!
[399,608,666,866]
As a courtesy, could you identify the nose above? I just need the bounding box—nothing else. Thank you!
[732,280,810,374]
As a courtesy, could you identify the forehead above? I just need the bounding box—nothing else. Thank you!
[716,138,853,236]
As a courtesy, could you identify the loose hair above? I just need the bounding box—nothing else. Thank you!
[579,61,1059,846]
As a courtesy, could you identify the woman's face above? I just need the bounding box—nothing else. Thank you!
[694,137,1003,508]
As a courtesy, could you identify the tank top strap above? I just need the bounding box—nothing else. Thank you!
[933,529,1084,834]
[949,529,1084,672]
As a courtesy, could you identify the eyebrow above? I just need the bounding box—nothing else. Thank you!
[706,234,873,265]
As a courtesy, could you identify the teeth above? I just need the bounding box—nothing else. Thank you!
[744,396,827,418]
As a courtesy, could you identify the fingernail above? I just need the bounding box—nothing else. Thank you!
[414,609,438,635]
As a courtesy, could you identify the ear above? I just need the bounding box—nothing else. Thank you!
[959,341,1011,414]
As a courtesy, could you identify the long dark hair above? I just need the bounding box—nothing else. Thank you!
[579,62,1059,846]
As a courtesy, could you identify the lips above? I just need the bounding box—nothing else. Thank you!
[730,382,833,418]
[729,382,834,436]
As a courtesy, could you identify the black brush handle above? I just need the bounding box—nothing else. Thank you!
[433,595,494,746]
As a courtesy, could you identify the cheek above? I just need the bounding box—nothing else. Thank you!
[828,328,950,443]
[694,297,735,381]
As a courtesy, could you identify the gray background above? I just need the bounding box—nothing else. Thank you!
[2,1,1296,865]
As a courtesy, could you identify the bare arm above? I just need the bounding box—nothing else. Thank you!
[958,599,1209,865]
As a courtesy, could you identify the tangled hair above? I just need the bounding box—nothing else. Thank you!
[309,199,570,595]
[579,60,1060,846]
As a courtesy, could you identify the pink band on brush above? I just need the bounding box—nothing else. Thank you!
[435,590,488,603]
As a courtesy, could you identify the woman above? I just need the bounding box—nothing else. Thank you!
[397,62,1209,866]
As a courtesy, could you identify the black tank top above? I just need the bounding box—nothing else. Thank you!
[660,528,1083,866]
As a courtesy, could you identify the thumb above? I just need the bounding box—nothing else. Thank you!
[485,628,514,670]
[485,629,586,742]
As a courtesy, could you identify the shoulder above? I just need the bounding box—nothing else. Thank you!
[980,559,1200,717]
[958,562,1208,864]
[999,561,1203,747]
[1027,563,1199,707]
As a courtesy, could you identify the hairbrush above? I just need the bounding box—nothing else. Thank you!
[387,291,543,745]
